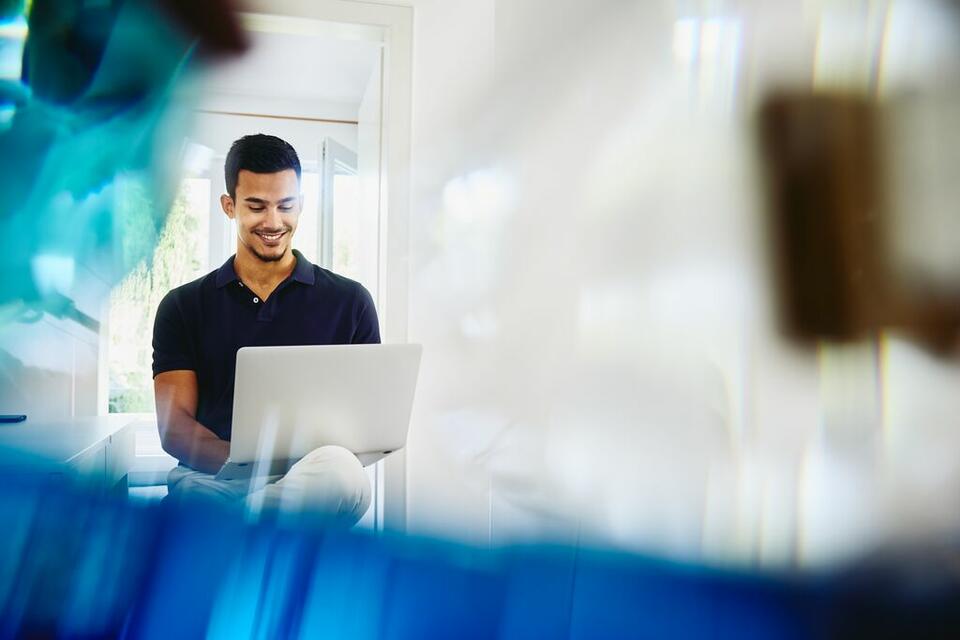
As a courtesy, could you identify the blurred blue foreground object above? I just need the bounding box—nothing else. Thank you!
[0,472,957,639]
[0,0,244,318]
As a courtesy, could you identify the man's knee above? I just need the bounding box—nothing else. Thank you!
[272,445,371,524]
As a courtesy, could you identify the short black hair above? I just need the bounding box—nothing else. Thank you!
[224,134,301,198]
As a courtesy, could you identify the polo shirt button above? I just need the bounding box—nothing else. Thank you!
[253,297,259,304]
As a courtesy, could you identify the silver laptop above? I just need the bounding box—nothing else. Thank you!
[215,344,422,482]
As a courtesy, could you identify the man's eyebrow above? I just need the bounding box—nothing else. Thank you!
[242,196,298,204]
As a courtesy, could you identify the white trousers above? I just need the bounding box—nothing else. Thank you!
[167,445,371,527]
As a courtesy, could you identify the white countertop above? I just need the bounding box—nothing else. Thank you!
[0,413,151,464]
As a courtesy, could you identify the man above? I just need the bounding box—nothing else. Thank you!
[152,134,377,524]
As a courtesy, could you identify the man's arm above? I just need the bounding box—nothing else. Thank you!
[154,370,229,474]
[352,285,381,344]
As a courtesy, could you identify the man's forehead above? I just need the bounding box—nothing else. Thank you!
[235,168,300,196]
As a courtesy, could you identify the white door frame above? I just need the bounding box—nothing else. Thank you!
[244,0,414,532]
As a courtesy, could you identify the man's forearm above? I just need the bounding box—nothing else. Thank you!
[160,414,229,474]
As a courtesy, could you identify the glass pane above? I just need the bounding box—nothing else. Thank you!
[294,171,321,265]
[332,173,361,281]
[107,178,211,413]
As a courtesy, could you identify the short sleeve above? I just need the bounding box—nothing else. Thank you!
[351,285,381,344]
[152,289,197,376]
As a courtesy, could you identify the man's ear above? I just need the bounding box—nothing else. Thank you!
[220,193,235,220]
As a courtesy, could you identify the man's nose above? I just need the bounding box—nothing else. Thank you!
[265,206,283,229]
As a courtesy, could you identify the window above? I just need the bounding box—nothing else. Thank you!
[107,176,210,413]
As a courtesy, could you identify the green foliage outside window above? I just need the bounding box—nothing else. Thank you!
[108,182,204,413]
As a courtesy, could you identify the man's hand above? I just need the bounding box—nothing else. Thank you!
[154,370,229,474]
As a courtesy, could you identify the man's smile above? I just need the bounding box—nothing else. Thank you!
[254,230,287,246]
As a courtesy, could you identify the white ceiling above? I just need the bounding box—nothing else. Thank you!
[203,29,381,108]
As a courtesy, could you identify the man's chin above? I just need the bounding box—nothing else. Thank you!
[250,245,288,263]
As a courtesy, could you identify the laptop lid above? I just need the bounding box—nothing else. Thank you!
[228,344,422,464]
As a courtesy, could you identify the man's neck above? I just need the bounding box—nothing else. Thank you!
[233,246,297,300]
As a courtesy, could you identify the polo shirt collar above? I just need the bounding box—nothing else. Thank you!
[214,255,238,288]
[290,249,316,285]
[214,249,315,289]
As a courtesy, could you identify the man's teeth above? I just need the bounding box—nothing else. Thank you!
[258,232,283,240]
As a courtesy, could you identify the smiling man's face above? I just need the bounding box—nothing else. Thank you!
[222,168,302,263]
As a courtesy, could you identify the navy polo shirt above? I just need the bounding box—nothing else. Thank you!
[152,249,380,441]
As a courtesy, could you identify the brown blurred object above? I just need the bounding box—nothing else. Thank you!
[757,93,960,353]
[159,0,248,58]
[758,94,889,342]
